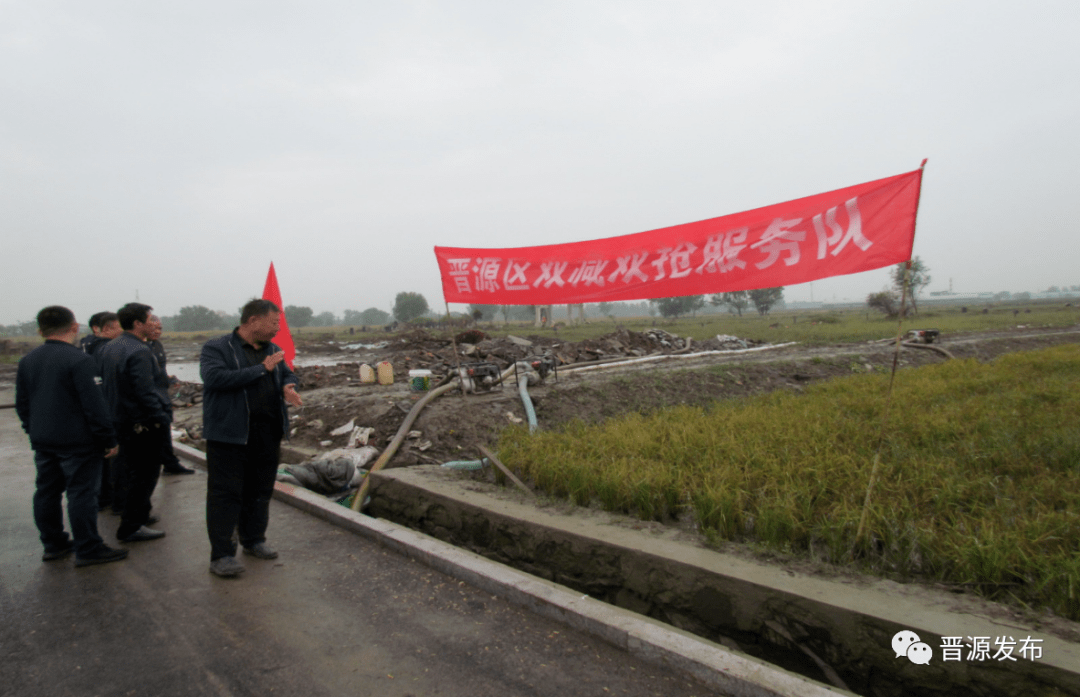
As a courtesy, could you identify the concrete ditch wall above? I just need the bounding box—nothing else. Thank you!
[367,466,1080,697]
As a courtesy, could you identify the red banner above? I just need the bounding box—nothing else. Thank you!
[435,167,924,305]
[262,262,296,368]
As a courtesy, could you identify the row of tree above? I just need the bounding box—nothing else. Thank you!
[0,287,786,337]
[645,287,785,319]
[156,305,397,332]
[150,292,432,332]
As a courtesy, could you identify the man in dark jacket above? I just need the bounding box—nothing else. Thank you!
[200,299,302,577]
[146,314,195,475]
[98,302,171,543]
[16,306,128,567]
[77,310,124,509]
[78,311,122,356]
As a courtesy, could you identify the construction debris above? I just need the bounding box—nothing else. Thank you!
[294,328,766,390]
[277,446,379,494]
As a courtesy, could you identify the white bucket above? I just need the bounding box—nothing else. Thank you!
[408,369,433,392]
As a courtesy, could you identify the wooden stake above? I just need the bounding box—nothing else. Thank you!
[478,445,532,497]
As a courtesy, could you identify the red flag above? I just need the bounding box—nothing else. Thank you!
[435,166,925,305]
[261,262,295,368]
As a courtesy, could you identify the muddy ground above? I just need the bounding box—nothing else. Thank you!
[154,325,1076,466]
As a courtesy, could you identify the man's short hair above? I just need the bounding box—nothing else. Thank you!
[240,299,280,324]
[117,303,153,330]
[90,311,119,330]
[37,305,76,337]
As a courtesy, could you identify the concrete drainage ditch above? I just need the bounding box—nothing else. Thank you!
[366,466,1080,697]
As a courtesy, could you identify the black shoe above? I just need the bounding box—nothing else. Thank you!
[42,544,74,562]
[162,465,195,475]
[242,543,279,560]
[146,515,160,526]
[119,526,166,542]
[209,556,245,577]
[75,545,129,567]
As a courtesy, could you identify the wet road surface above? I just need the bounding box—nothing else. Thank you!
[0,394,719,697]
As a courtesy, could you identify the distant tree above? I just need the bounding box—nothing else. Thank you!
[1047,285,1061,293]
[392,292,429,323]
[0,320,38,337]
[890,257,931,315]
[468,304,498,322]
[597,302,616,321]
[355,307,389,325]
[1015,291,1032,301]
[749,287,784,316]
[311,311,337,327]
[175,305,227,332]
[284,305,313,328]
[650,296,699,319]
[867,290,900,317]
[711,291,750,317]
[498,305,534,322]
[993,291,1012,301]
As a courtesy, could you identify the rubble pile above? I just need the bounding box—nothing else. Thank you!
[168,381,203,408]
[291,328,763,390]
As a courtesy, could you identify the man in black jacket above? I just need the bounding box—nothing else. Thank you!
[77,310,124,509]
[98,302,170,543]
[78,311,122,356]
[200,299,302,577]
[16,306,128,567]
[146,314,195,475]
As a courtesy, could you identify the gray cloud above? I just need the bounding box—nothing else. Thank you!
[3,1,1078,324]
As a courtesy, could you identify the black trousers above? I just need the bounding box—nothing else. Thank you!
[98,455,113,510]
[205,419,282,561]
[33,448,104,557]
[116,423,165,539]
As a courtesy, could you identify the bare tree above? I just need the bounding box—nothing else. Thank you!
[890,257,931,316]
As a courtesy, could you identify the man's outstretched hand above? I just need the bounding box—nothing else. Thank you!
[283,384,303,407]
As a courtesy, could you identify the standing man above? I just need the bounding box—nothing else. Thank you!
[77,310,123,510]
[79,311,122,356]
[16,306,128,567]
[98,302,170,543]
[146,314,195,476]
[201,299,302,577]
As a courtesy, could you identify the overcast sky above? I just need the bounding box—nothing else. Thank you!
[3,1,1078,325]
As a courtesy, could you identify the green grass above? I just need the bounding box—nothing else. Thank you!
[498,344,1080,620]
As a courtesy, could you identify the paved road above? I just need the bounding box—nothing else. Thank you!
[0,392,719,697]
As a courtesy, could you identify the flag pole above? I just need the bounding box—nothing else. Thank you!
[853,159,928,553]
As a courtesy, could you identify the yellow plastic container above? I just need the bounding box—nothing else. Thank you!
[376,361,394,385]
